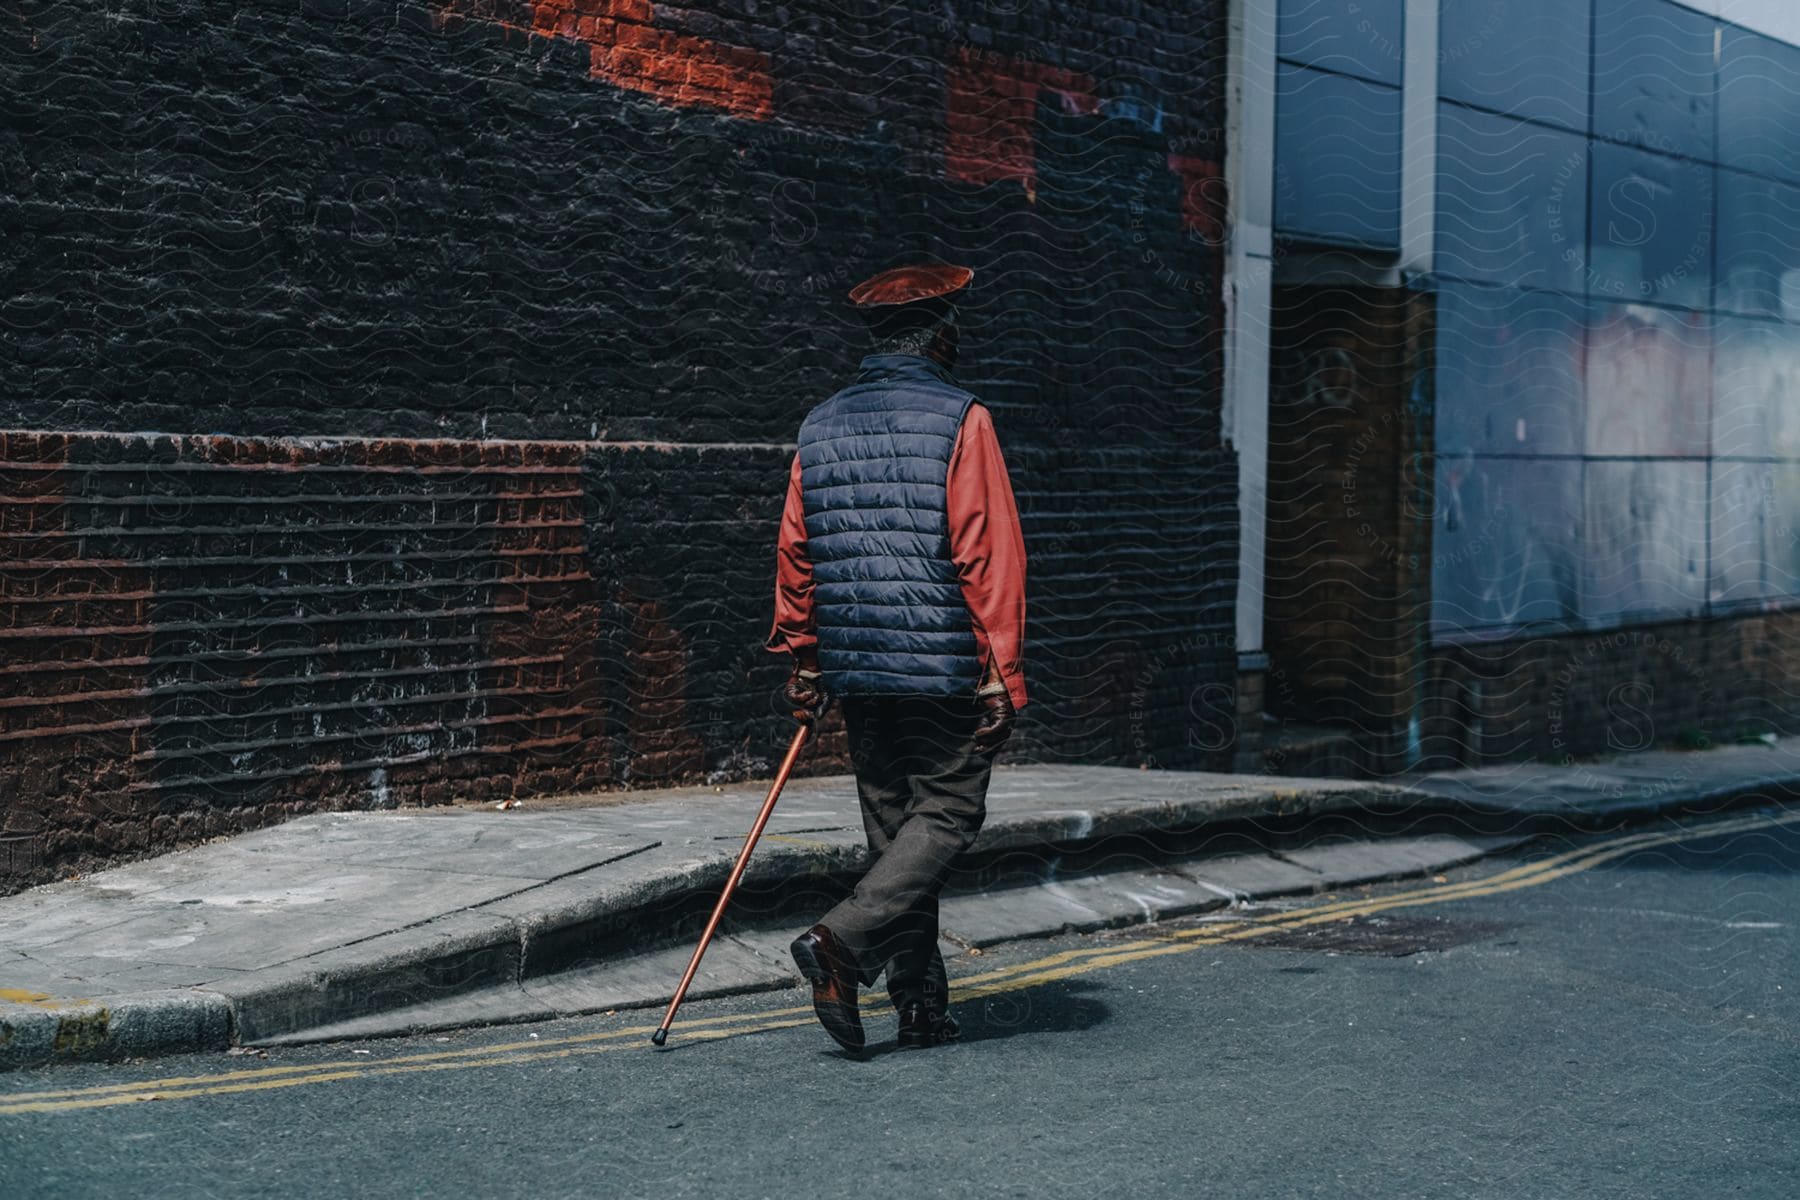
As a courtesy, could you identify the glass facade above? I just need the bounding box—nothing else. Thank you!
[1439,0,1590,130]
[1273,1,1405,249]
[1429,0,1800,637]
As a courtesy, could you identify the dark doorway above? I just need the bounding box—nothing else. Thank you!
[1261,285,1434,776]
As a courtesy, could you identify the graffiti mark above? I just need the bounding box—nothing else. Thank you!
[52,1008,111,1056]
[1165,154,1226,245]
[438,0,773,120]
[945,47,1097,200]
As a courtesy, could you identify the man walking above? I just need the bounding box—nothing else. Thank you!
[765,262,1028,1052]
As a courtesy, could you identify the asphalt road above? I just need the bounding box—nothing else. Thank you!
[3,809,1797,1199]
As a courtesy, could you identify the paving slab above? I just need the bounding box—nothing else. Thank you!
[0,953,241,998]
[230,812,661,882]
[1183,853,1329,900]
[1277,834,1527,886]
[38,865,543,972]
[0,886,158,952]
[940,867,1230,947]
[1393,741,1800,821]
[939,884,1117,948]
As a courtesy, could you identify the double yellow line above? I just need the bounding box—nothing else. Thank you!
[2,808,1793,1116]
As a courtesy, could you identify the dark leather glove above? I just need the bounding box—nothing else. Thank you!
[971,686,1015,754]
[783,665,828,725]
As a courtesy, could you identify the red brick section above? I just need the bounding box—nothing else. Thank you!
[432,9,1206,227]
[617,584,707,784]
[469,438,608,803]
[0,430,604,893]
[0,431,156,878]
[945,47,1099,200]
[439,0,774,120]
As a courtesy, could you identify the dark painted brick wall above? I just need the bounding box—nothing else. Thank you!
[1418,614,1800,770]
[0,0,1235,887]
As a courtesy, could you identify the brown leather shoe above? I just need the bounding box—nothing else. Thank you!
[789,924,864,1052]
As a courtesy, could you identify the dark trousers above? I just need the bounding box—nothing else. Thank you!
[818,695,994,1011]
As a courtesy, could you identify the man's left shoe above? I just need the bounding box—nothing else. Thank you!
[896,1003,961,1049]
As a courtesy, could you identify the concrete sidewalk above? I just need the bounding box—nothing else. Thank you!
[5,738,1800,1069]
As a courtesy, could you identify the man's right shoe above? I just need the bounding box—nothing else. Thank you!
[789,924,864,1052]
[897,1003,961,1049]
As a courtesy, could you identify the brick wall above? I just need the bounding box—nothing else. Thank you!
[0,431,604,878]
[0,0,1235,887]
[1420,614,1800,770]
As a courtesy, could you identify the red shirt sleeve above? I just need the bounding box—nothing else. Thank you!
[947,403,1028,710]
[765,452,818,667]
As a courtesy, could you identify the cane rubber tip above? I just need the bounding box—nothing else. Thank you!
[651,1029,668,1047]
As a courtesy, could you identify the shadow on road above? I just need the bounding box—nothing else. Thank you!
[821,979,1113,1060]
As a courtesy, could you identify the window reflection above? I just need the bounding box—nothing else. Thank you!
[1427,0,1800,638]
[1275,63,1403,249]
[1437,104,1590,292]
[1435,283,1586,456]
[1439,0,1591,130]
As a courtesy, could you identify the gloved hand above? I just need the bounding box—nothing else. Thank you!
[783,664,828,725]
[971,686,1015,754]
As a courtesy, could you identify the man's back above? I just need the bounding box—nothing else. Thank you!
[795,353,984,699]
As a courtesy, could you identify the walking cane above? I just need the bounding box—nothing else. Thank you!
[651,719,812,1046]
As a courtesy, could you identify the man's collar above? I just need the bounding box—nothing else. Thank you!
[856,353,955,385]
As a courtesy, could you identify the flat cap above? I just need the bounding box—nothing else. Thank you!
[848,263,974,307]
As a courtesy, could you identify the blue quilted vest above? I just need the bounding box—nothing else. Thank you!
[796,353,984,698]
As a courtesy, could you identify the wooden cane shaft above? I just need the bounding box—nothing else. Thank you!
[654,721,810,1041]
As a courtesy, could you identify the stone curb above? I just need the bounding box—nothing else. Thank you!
[4,754,1796,1071]
[1,990,231,1071]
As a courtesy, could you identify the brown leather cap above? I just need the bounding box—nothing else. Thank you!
[848,263,974,307]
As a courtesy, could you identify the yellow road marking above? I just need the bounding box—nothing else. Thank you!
[0,1014,824,1115]
[3,808,1793,1116]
